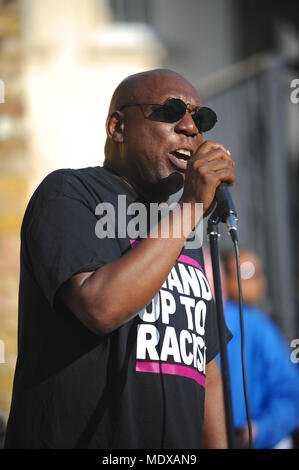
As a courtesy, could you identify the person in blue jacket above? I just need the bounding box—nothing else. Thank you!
[204,247,299,449]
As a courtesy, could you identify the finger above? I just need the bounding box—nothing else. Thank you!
[192,149,235,168]
[205,150,234,166]
[214,168,236,186]
[190,160,234,176]
[199,140,231,155]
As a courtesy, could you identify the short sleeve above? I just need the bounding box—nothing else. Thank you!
[25,195,122,309]
[205,299,232,363]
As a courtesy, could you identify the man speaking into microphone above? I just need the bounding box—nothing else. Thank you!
[4,69,235,449]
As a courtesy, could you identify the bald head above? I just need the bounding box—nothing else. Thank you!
[224,249,266,305]
[108,68,198,113]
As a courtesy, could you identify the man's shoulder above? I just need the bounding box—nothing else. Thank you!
[27,166,112,206]
[225,299,281,337]
[37,166,105,197]
[22,165,134,228]
[21,167,105,229]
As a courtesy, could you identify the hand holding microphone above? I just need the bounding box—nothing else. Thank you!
[180,140,236,218]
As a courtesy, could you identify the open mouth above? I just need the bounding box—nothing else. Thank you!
[168,149,191,172]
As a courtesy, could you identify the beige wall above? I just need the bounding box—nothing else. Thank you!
[0,0,26,417]
[0,0,164,420]
[22,0,165,193]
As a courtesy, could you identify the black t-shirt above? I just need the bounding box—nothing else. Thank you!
[4,166,230,449]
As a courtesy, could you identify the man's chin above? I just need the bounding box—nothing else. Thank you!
[151,172,184,202]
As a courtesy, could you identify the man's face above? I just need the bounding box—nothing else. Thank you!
[119,74,204,200]
[226,251,266,305]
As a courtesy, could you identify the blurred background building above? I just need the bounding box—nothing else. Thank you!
[0,0,299,446]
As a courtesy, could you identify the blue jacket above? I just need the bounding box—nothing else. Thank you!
[217,299,299,448]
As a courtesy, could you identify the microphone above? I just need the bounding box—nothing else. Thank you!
[215,182,238,242]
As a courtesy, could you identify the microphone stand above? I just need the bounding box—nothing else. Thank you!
[207,207,235,449]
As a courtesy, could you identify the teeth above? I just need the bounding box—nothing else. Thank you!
[176,149,191,157]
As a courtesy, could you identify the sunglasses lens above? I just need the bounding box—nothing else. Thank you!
[147,99,217,132]
[148,98,186,123]
[193,106,217,132]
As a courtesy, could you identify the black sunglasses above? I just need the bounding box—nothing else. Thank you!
[119,98,217,133]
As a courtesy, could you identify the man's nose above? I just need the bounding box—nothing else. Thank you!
[174,112,198,137]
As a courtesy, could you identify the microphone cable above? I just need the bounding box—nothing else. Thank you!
[232,239,253,449]
[215,182,253,449]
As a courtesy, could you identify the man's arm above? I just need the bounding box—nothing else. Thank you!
[58,204,199,335]
[58,142,235,335]
[203,358,228,449]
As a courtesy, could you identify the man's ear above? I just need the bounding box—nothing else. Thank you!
[106,111,124,143]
